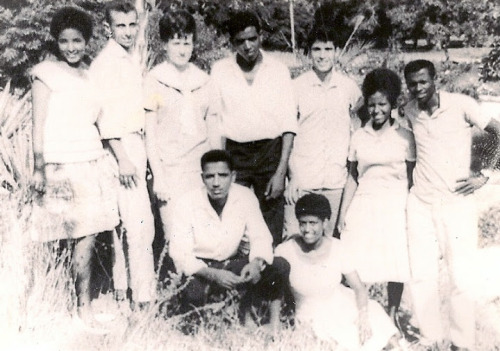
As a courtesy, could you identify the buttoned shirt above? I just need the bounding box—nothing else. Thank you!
[90,39,145,139]
[348,120,416,195]
[209,51,297,142]
[404,91,491,204]
[290,70,362,190]
[168,183,274,276]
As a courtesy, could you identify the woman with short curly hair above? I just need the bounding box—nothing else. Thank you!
[338,68,416,328]
[31,6,118,329]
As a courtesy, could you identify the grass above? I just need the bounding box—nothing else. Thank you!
[1,47,500,349]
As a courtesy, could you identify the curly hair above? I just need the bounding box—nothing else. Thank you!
[295,193,332,221]
[361,68,402,108]
[404,59,436,81]
[226,10,261,39]
[50,7,93,42]
[159,10,196,42]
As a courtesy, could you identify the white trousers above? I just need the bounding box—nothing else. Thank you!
[407,192,477,349]
[112,133,156,303]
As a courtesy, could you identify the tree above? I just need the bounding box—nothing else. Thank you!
[386,0,497,49]
[0,0,108,90]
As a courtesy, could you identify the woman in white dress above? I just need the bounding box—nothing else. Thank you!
[276,194,402,350]
[337,68,416,325]
[31,7,118,326]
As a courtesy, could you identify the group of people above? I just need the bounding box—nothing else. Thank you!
[30,1,500,351]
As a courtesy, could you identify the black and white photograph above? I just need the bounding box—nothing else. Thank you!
[0,0,500,350]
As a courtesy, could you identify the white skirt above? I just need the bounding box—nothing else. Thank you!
[341,187,411,283]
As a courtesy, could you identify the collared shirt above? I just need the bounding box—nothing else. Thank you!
[31,60,103,163]
[89,39,145,139]
[144,62,211,196]
[168,183,274,276]
[290,70,362,190]
[209,51,297,142]
[404,91,491,203]
[348,120,416,195]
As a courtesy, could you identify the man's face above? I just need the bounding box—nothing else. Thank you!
[107,10,138,51]
[298,215,327,247]
[232,26,261,63]
[310,40,335,74]
[406,68,436,106]
[201,161,235,203]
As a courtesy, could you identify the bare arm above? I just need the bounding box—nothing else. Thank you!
[31,78,50,192]
[344,270,372,345]
[406,160,416,189]
[196,266,243,290]
[145,109,168,200]
[107,138,137,189]
[265,132,294,200]
[337,161,359,233]
[455,118,500,195]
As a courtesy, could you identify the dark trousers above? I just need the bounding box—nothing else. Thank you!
[181,256,290,313]
[226,137,285,245]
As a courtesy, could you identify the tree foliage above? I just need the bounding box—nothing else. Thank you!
[0,0,108,89]
[386,0,498,48]
[480,38,500,82]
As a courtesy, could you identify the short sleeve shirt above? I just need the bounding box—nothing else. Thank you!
[348,120,416,195]
[290,70,362,190]
[404,91,491,203]
[31,60,103,163]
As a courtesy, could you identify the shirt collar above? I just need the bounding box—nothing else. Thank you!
[303,69,343,89]
[408,91,451,120]
[199,183,237,217]
[150,62,209,92]
[229,49,271,72]
[364,118,400,136]
[104,39,141,63]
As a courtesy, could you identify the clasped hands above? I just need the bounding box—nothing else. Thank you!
[211,259,263,290]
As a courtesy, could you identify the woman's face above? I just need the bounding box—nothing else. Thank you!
[367,91,392,128]
[57,28,87,66]
[298,215,326,247]
[165,33,194,70]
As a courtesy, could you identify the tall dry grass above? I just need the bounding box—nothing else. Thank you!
[1,72,500,350]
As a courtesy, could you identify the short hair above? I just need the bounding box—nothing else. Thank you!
[295,194,332,221]
[104,0,137,25]
[201,150,234,171]
[404,60,436,81]
[306,25,336,52]
[159,10,196,42]
[226,10,261,39]
[50,7,93,42]
[362,68,402,108]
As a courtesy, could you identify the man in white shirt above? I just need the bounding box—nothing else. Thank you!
[168,150,289,329]
[90,0,155,310]
[209,11,297,245]
[403,59,500,351]
[285,26,362,238]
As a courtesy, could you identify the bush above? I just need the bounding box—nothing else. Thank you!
[0,0,108,90]
[480,38,500,82]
